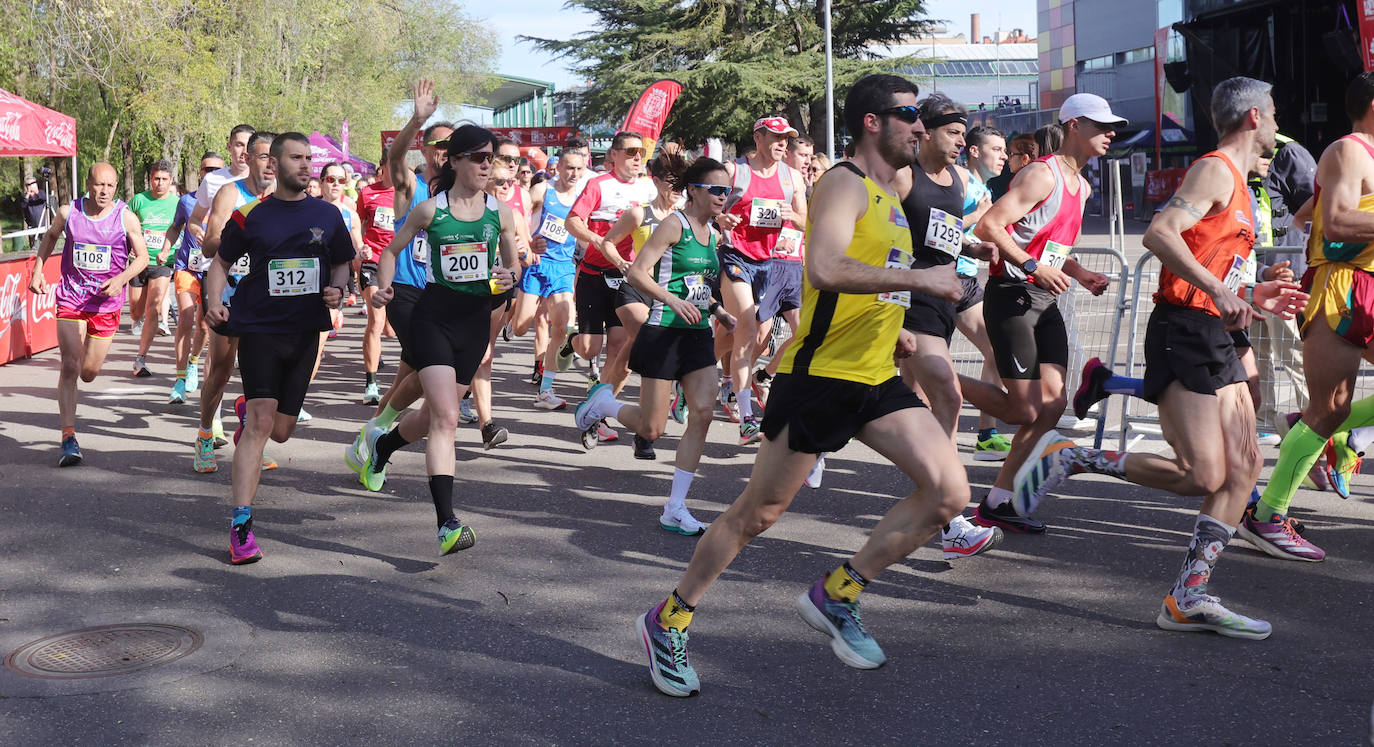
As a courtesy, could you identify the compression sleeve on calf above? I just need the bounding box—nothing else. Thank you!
[1257,422,1327,520]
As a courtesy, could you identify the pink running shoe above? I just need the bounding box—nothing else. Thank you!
[1237,506,1325,562]
[229,520,263,565]
[232,395,248,445]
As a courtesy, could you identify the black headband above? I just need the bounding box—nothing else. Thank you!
[921,112,968,130]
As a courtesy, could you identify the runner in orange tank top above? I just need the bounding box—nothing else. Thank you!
[1009,77,1309,640]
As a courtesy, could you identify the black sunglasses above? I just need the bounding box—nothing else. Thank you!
[690,183,729,197]
[877,105,920,123]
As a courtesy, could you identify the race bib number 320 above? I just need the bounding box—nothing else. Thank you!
[72,243,112,272]
[267,257,320,297]
[749,198,783,229]
[440,242,489,284]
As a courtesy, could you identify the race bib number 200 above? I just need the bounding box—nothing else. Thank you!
[267,257,320,297]
[439,242,488,284]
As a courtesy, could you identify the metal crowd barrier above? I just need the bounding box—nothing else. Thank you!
[947,246,1131,448]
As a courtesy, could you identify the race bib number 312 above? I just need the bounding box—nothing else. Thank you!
[267,257,321,297]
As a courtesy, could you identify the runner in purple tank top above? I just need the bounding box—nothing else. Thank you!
[28,162,150,467]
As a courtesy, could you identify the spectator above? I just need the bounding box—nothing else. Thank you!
[22,177,49,249]
[986,133,1038,200]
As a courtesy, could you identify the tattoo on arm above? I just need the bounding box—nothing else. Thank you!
[1164,195,1205,221]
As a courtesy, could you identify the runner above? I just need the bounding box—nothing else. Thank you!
[1222,70,1374,560]
[716,116,809,443]
[512,149,587,411]
[195,129,276,474]
[129,159,181,377]
[564,130,657,441]
[959,94,1114,534]
[574,156,735,530]
[355,149,397,405]
[361,124,520,554]
[1011,78,1308,636]
[635,74,968,696]
[306,160,367,420]
[27,163,150,466]
[165,152,225,404]
[204,132,355,565]
[959,125,1014,461]
[344,78,454,472]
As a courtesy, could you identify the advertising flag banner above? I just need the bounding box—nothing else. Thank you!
[619,79,683,160]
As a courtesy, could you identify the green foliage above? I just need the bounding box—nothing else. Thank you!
[0,0,497,194]
[523,0,931,145]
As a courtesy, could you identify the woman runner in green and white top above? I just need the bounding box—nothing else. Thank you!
[363,125,521,555]
[573,157,737,535]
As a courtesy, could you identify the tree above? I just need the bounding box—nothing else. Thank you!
[523,0,932,146]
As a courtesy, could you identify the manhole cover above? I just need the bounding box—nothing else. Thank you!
[4,624,203,680]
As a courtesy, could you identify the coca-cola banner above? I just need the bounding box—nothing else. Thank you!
[0,89,76,157]
[0,254,60,365]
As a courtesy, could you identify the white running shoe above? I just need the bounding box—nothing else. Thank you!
[297,407,312,423]
[804,453,828,489]
[941,515,1004,560]
[659,505,707,536]
[533,389,567,411]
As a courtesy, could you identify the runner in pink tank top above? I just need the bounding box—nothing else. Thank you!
[27,162,150,467]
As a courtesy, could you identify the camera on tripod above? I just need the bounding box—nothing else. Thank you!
[37,165,52,179]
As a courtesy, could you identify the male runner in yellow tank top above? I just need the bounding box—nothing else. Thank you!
[633,73,967,697]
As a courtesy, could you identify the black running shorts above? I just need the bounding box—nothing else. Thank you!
[983,277,1068,380]
[761,373,925,454]
[955,273,984,314]
[238,330,320,417]
[576,269,624,334]
[1142,301,1248,404]
[359,262,380,288]
[630,325,716,381]
[903,291,958,343]
[390,282,424,368]
[408,284,491,385]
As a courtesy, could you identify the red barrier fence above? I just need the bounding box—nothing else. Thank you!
[0,253,60,365]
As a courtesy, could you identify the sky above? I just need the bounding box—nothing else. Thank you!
[479,0,1039,94]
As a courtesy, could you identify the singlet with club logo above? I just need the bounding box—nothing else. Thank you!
[646,211,719,330]
[424,191,501,296]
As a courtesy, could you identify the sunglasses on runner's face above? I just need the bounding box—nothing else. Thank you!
[494,154,519,165]
[425,138,449,147]
[618,146,645,158]
[456,151,494,165]
[323,176,347,185]
[877,105,920,123]
[691,183,730,197]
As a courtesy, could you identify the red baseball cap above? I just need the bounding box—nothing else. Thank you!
[753,117,799,137]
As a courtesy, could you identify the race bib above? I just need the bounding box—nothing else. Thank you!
[604,275,625,290]
[187,246,211,272]
[411,233,429,264]
[749,198,783,229]
[1040,240,1071,270]
[144,231,166,252]
[267,257,320,297]
[372,207,395,232]
[439,242,488,284]
[683,275,711,309]
[877,247,913,308]
[1242,253,1258,284]
[72,243,111,272]
[230,254,251,276]
[775,227,804,259]
[539,213,569,245]
[1224,254,1249,295]
[923,208,963,258]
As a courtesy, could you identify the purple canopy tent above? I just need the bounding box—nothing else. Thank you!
[307,131,376,177]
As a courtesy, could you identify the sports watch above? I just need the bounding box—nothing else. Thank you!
[1021,258,1039,275]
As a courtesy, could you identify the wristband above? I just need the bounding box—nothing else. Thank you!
[709,301,721,314]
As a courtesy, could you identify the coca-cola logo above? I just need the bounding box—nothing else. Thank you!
[30,273,55,324]
[0,112,20,142]
[44,119,74,150]
[0,271,25,343]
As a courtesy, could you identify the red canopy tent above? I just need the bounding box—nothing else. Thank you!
[0,88,76,365]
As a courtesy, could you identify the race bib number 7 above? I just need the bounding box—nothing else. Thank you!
[440,242,489,284]
[72,243,112,272]
[878,247,914,308]
[1040,240,1071,270]
[749,198,783,229]
[267,257,320,297]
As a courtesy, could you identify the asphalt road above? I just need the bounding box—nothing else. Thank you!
[1,301,1371,745]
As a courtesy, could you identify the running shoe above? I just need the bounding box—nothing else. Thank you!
[133,354,150,377]
[533,389,567,411]
[360,428,388,492]
[458,398,478,425]
[721,393,740,423]
[973,432,1012,462]
[1257,432,1281,446]
[587,373,600,391]
[1056,413,1094,431]
[168,379,187,405]
[1155,593,1272,640]
[194,435,217,473]
[260,455,278,471]
[501,323,511,342]
[575,382,616,432]
[211,415,228,448]
[941,515,1004,560]
[1237,506,1325,562]
[185,360,199,393]
[1011,429,1076,518]
[232,395,247,445]
[131,320,143,339]
[438,517,476,555]
[1072,357,1112,420]
[670,381,687,424]
[972,498,1047,534]
[58,436,83,467]
[328,328,338,339]
[634,435,656,460]
[751,370,772,409]
[481,421,509,450]
[556,336,576,372]
[659,505,706,535]
[362,381,380,406]
[637,600,700,697]
[529,361,544,387]
[739,416,762,445]
[595,420,619,442]
[346,292,357,307]
[297,408,312,423]
[1323,432,1361,500]
[229,520,263,565]
[345,423,383,475]
[157,319,171,336]
[804,453,827,489]
[795,578,886,669]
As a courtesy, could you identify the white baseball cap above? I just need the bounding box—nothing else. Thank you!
[1058,93,1128,128]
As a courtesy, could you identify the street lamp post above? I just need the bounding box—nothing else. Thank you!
[824,0,835,161]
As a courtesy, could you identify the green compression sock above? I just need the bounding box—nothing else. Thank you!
[374,404,401,430]
[1327,394,1374,456]
[1257,422,1327,521]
